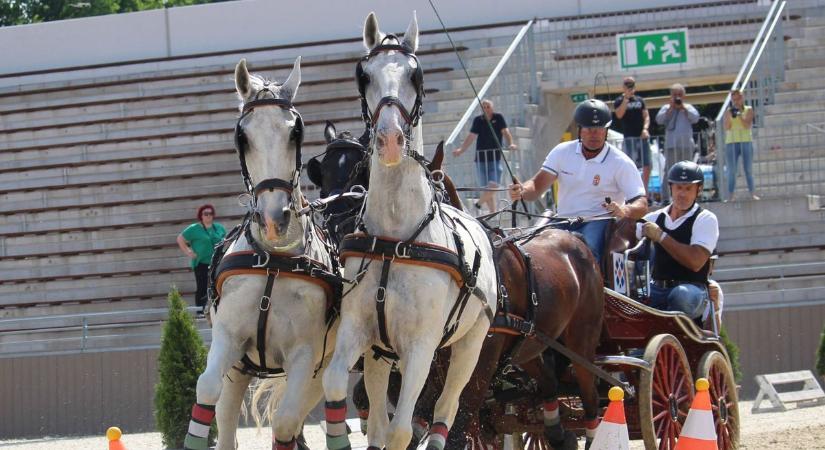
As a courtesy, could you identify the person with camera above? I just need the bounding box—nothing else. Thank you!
[723,88,759,201]
[637,161,719,319]
[655,83,700,162]
[614,76,652,195]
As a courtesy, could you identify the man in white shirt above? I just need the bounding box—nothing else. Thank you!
[637,161,719,319]
[509,99,648,264]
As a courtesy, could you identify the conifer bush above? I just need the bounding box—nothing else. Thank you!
[155,287,215,449]
[816,324,825,379]
[720,325,742,383]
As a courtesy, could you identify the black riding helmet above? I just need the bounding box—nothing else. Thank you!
[574,99,612,128]
[667,160,704,185]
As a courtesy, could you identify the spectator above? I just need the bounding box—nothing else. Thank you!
[176,204,226,315]
[723,89,759,201]
[509,99,648,264]
[452,99,517,213]
[655,83,700,162]
[637,161,718,320]
[614,76,652,196]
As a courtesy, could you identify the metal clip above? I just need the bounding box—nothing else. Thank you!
[531,292,538,306]
[260,295,271,311]
[253,252,270,268]
[394,242,411,259]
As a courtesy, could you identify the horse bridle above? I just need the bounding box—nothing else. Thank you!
[233,84,305,200]
[356,35,425,133]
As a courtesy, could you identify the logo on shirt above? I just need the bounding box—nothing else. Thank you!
[592,174,601,186]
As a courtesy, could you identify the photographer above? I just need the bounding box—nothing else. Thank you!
[614,76,652,195]
[723,89,758,201]
[655,83,700,163]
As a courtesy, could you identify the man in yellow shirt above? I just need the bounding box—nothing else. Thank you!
[723,89,759,201]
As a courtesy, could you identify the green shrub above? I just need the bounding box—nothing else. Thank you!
[154,287,215,449]
[720,325,742,383]
[816,324,825,378]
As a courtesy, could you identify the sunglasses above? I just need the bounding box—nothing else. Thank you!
[624,83,635,88]
[202,211,214,216]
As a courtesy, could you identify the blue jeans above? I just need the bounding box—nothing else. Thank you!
[475,159,503,186]
[555,220,609,264]
[649,283,708,319]
[725,141,755,195]
[623,137,651,168]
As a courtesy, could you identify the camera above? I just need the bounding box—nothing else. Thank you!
[730,107,740,118]
[674,97,683,106]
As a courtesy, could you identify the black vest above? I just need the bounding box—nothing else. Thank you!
[652,206,712,283]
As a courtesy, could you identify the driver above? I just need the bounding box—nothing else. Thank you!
[509,99,647,263]
[637,161,719,319]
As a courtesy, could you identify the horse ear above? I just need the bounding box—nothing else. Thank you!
[324,121,337,144]
[306,158,323,188]
[428,140,444,172]
[235,59,251,98]
[363,12,381,49]
[282,56,301,102]
[402,11,419,52]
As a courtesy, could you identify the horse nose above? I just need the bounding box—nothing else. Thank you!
[263,207,291,241]
[376,128,404,167]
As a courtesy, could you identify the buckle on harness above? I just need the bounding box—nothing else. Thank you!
[394,242,411,259]
[376,287,386,303]
[260,295,271,311]
[253,252,270,268]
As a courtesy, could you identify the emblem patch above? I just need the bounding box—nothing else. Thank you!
[592,174,601,186]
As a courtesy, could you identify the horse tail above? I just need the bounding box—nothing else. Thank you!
[250,377,288,428]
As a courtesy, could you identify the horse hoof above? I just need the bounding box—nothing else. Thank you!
[296,434,310,450]
[548,430,578,450]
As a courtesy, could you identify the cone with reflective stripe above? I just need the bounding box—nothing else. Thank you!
[106,427,127,450]
[675,378,718,450]
[590,386,630,450]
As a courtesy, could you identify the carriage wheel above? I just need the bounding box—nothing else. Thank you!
[698,351,740,450]
[522,432,550,450]
[639,334,694,450]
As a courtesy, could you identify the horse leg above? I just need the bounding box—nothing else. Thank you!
[272,347,324,450]
[352,374,370,435]
[426,315,489,450]
[184,325,245,450]
[322,317,369,450]
[520,356,578,450]
[385,342,439,450]
[363,351,393,448]
[214,367,252,450]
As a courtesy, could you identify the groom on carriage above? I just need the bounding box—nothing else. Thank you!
[508,99,649,265]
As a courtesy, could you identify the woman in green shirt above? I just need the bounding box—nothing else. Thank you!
[724,89,759,201]
[176,204,226,314]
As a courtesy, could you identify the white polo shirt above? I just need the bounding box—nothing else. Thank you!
[541,140,646,217]
[635,203,719,253]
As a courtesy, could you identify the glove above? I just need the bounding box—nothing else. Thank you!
[642,222,666,243]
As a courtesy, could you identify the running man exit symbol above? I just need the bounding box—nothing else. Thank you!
[617,28,689,70]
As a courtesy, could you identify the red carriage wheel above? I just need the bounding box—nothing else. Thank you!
[639,334,694,450]
[698,351,740,450]
[522,432,550,450]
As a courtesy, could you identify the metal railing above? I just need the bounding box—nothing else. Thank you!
[715,0,789,200]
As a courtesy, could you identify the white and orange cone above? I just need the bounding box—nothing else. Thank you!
[675,378,718,450]
[590,386,630,450]
[106,427,128,450]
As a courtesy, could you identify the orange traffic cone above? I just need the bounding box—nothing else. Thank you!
[675,378,718,450]
[107,427,128,450]
[590,386,630,450]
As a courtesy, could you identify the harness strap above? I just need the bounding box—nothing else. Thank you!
[375,258,393,353]
[257,271,276,373]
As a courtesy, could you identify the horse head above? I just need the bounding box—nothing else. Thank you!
[234,57,306,251]
[358,11,423,167]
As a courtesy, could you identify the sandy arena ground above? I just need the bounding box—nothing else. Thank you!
[1,401,824,449]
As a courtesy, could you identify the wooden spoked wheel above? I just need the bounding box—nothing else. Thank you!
[639,334,694,450]
[523,432,550,450]
[698,351,740,450]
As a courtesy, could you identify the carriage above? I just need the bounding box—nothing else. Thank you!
[473,228,740,450]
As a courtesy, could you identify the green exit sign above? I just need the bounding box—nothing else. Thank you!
[571,92,588,103]
[617,28,689,70]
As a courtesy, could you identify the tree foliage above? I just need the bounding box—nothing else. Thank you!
[816,323,825,377]
[720,325,742,383]
[154,287,215,449]
[1,0,228,27]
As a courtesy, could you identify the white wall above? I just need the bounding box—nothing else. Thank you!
[0,0,722,75]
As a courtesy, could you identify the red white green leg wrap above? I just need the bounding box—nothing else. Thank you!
[357,409,369,435]
[324,399,351,450]
[584,417,600,446]
[183,403,215,450]
[273,437,296,450]
[425,422,449,450]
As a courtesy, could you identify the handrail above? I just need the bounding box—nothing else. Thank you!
[444,19,535,148]
[715,0,786,122]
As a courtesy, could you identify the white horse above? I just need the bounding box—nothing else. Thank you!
[321,12,498,450]
[184,57,337,450]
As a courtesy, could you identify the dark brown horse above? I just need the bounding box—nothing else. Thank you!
[415,224,605,450]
